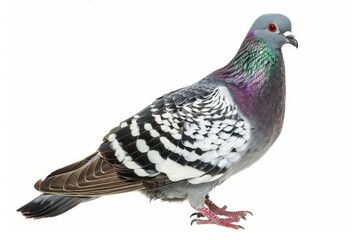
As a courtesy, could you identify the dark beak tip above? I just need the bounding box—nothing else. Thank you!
[287,37,298,48]
[292,39,299,49]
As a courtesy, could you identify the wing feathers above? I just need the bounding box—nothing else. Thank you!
[35,83,250,196]
[35,153,145,196]
[96,84,251,184]
[45,153,97,178]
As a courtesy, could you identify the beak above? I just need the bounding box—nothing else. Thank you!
[283,31,298,48]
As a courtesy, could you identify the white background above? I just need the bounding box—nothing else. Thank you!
[1,0,360,239]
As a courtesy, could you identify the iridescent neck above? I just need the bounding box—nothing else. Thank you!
[210,33,285,121]
[215,33,280,87]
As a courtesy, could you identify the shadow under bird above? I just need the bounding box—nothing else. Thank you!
[18,13,297,229]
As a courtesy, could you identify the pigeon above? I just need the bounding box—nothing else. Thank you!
[18,13,297,229]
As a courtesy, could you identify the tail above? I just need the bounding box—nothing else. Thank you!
[17,194,92,219]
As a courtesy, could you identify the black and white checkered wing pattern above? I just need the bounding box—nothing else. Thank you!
[99,83,251,184]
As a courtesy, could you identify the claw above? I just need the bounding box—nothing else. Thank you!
[246,211,253,216]
[190,219,198,226]
[241,216,246,221]
[237,225,245,230]
[190,212,204,218]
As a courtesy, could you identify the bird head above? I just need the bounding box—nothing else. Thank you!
[248,14,298,49]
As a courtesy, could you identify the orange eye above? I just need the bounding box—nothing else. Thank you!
[268,23,277,32]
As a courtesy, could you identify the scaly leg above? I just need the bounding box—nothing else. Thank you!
[205,197,252,220]
[190,196,252,230]
[191,207,244,230]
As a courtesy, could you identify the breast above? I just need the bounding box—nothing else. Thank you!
[222,67,286,177]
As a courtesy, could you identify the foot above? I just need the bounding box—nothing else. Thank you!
[190,197,252,230]
[205,197,252,220]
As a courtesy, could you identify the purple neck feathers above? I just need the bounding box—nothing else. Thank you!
[211,33,286,131]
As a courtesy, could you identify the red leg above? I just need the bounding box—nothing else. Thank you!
[191,207,244,230]
[190,197,252,230]
[205,198,252,219]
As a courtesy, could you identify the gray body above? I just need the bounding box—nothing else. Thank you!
[143,55,286,209]
[18,14,296,219]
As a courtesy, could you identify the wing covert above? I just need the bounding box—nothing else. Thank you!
[99,81,251,184]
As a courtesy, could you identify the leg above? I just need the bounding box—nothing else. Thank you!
[191,207,244,230]
[205,197,252,219]
[190,196,252,230]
